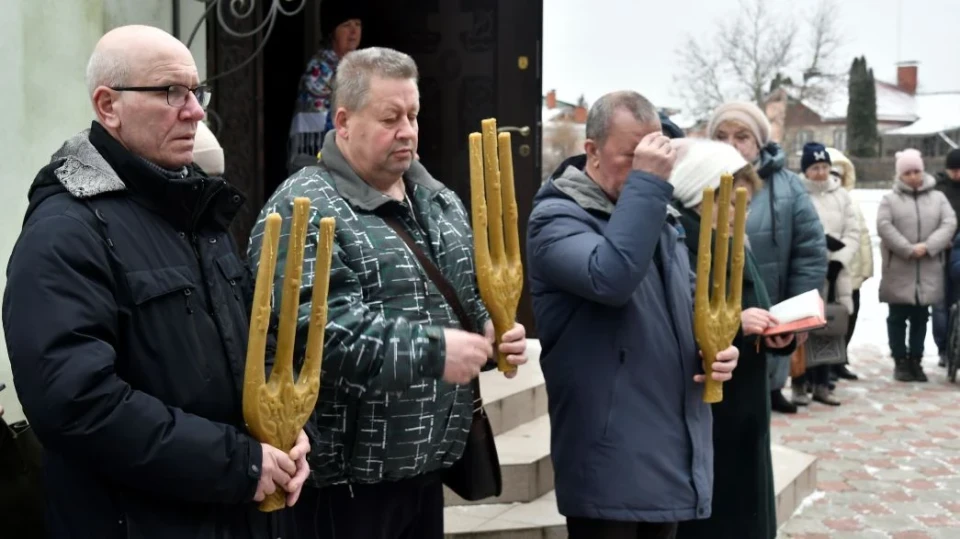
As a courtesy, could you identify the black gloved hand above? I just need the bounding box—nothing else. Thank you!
[827,260,843,283]
[825,234,845,252]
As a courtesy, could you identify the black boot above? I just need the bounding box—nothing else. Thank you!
[771,389,798,414]
[910,357,928,382]
[834,364,859,381]
[894,357,914,382]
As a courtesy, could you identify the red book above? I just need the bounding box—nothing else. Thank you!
[763,290,826,336]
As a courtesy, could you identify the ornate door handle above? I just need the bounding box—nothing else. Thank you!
[497,125,531,138]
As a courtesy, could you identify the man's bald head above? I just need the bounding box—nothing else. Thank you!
[86,25,194,99]
[86,25,205,170]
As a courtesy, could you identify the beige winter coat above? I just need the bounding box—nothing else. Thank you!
[802,176,860,314]
[877,174,958,306]
[827,148,874,289]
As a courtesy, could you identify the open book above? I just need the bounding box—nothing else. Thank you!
[763,289,826,336]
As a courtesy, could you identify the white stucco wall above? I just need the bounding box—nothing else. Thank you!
[0,0,207,423]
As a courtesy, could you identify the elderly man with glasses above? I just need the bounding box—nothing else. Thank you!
[2,25,306,538]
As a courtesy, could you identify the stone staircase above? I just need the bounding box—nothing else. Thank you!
[443,340,818,539]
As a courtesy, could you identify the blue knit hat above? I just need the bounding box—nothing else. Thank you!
[801,142,831,172]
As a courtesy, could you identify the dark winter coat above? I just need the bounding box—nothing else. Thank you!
[750,143,828,389]
[527,156,713,523]
[673,206,795,539]
[2,122,290,539]
[935,173,960,303]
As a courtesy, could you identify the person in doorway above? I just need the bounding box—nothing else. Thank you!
[792,143,859,407]
[2,25,307,538]
[527,91,740,539]
[707,102,827,414]
[878,149,957,382]
[825,147,872,379]
[287,1,364,173]
[932,148,960,366]
[669,139,795,539]
[250,47,529,539]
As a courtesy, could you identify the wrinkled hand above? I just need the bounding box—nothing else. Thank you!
[764,333,795,349]
[796,332,809,346]
[254,443,297,502]
[632,131,676,180]
[912,243,927,258]
[442,329,493,385]
[284,430,311,506]
[741,308,777,336]
[695,345,739,383]
[485,320,528,378]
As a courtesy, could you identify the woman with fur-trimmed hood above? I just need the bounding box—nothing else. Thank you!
[826,147,872,380]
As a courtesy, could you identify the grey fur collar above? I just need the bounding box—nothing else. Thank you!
[50,129,126,199]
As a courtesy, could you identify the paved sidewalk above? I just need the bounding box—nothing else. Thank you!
[773,340,960,539]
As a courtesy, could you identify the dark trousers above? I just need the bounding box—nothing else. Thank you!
[292,473,443,539]
[795,364,830,387]
[887,304,930,359]
[844,289,861,346]
[567,518,678,539]
[933,301,949,355]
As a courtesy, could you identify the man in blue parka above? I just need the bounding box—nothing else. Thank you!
[527,91,740,538]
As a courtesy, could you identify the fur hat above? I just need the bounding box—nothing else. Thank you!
[706,101,772,146]
[668,139,749,209]
[321,1,365,41]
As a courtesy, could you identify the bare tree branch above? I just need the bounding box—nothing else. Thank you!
[541,120,584,181]
[673,0,842,124]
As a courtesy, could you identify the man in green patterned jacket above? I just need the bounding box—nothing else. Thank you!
[248,47,528,539]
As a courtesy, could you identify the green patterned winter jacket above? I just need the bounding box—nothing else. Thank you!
[248,132,490,487]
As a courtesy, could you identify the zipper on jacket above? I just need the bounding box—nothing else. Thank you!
[914,194,922,304]
[191,234,217,317]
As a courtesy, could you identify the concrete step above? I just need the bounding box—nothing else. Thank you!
[444,414,553,506]
[444,444,818,538]
[480,339,545,437]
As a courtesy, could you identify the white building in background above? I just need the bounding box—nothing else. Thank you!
[0,0,210,423]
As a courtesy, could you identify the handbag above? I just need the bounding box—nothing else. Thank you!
[0,416,46,538]
[813,275,849,338]
[381,214,503,501]
[790,343,807,378]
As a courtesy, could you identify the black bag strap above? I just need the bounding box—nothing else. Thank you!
[380,214,483,408]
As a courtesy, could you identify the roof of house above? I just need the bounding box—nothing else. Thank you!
[783,81,919,124]
[783,81,918,124]
[885,91,960,136]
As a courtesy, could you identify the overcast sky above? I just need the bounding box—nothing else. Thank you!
[543,0,960,111]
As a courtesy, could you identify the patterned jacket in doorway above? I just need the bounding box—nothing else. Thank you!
[248,131,490,487]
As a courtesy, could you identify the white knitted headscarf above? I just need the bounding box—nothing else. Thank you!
[669,139,749,209]
[193,121,225,176]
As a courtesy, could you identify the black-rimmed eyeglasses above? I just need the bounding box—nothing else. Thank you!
[110,84,212,109]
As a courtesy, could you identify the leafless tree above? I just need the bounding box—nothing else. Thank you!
[673,0,843,121]
[541,120,584,182]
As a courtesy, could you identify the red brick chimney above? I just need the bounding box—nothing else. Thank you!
[546,89,557,109]
[573,106,587,124]
[897,62,918,95]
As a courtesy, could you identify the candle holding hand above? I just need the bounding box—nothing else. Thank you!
[243,197,336,511]
[694,174,747,404]
[468,118,524,373]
